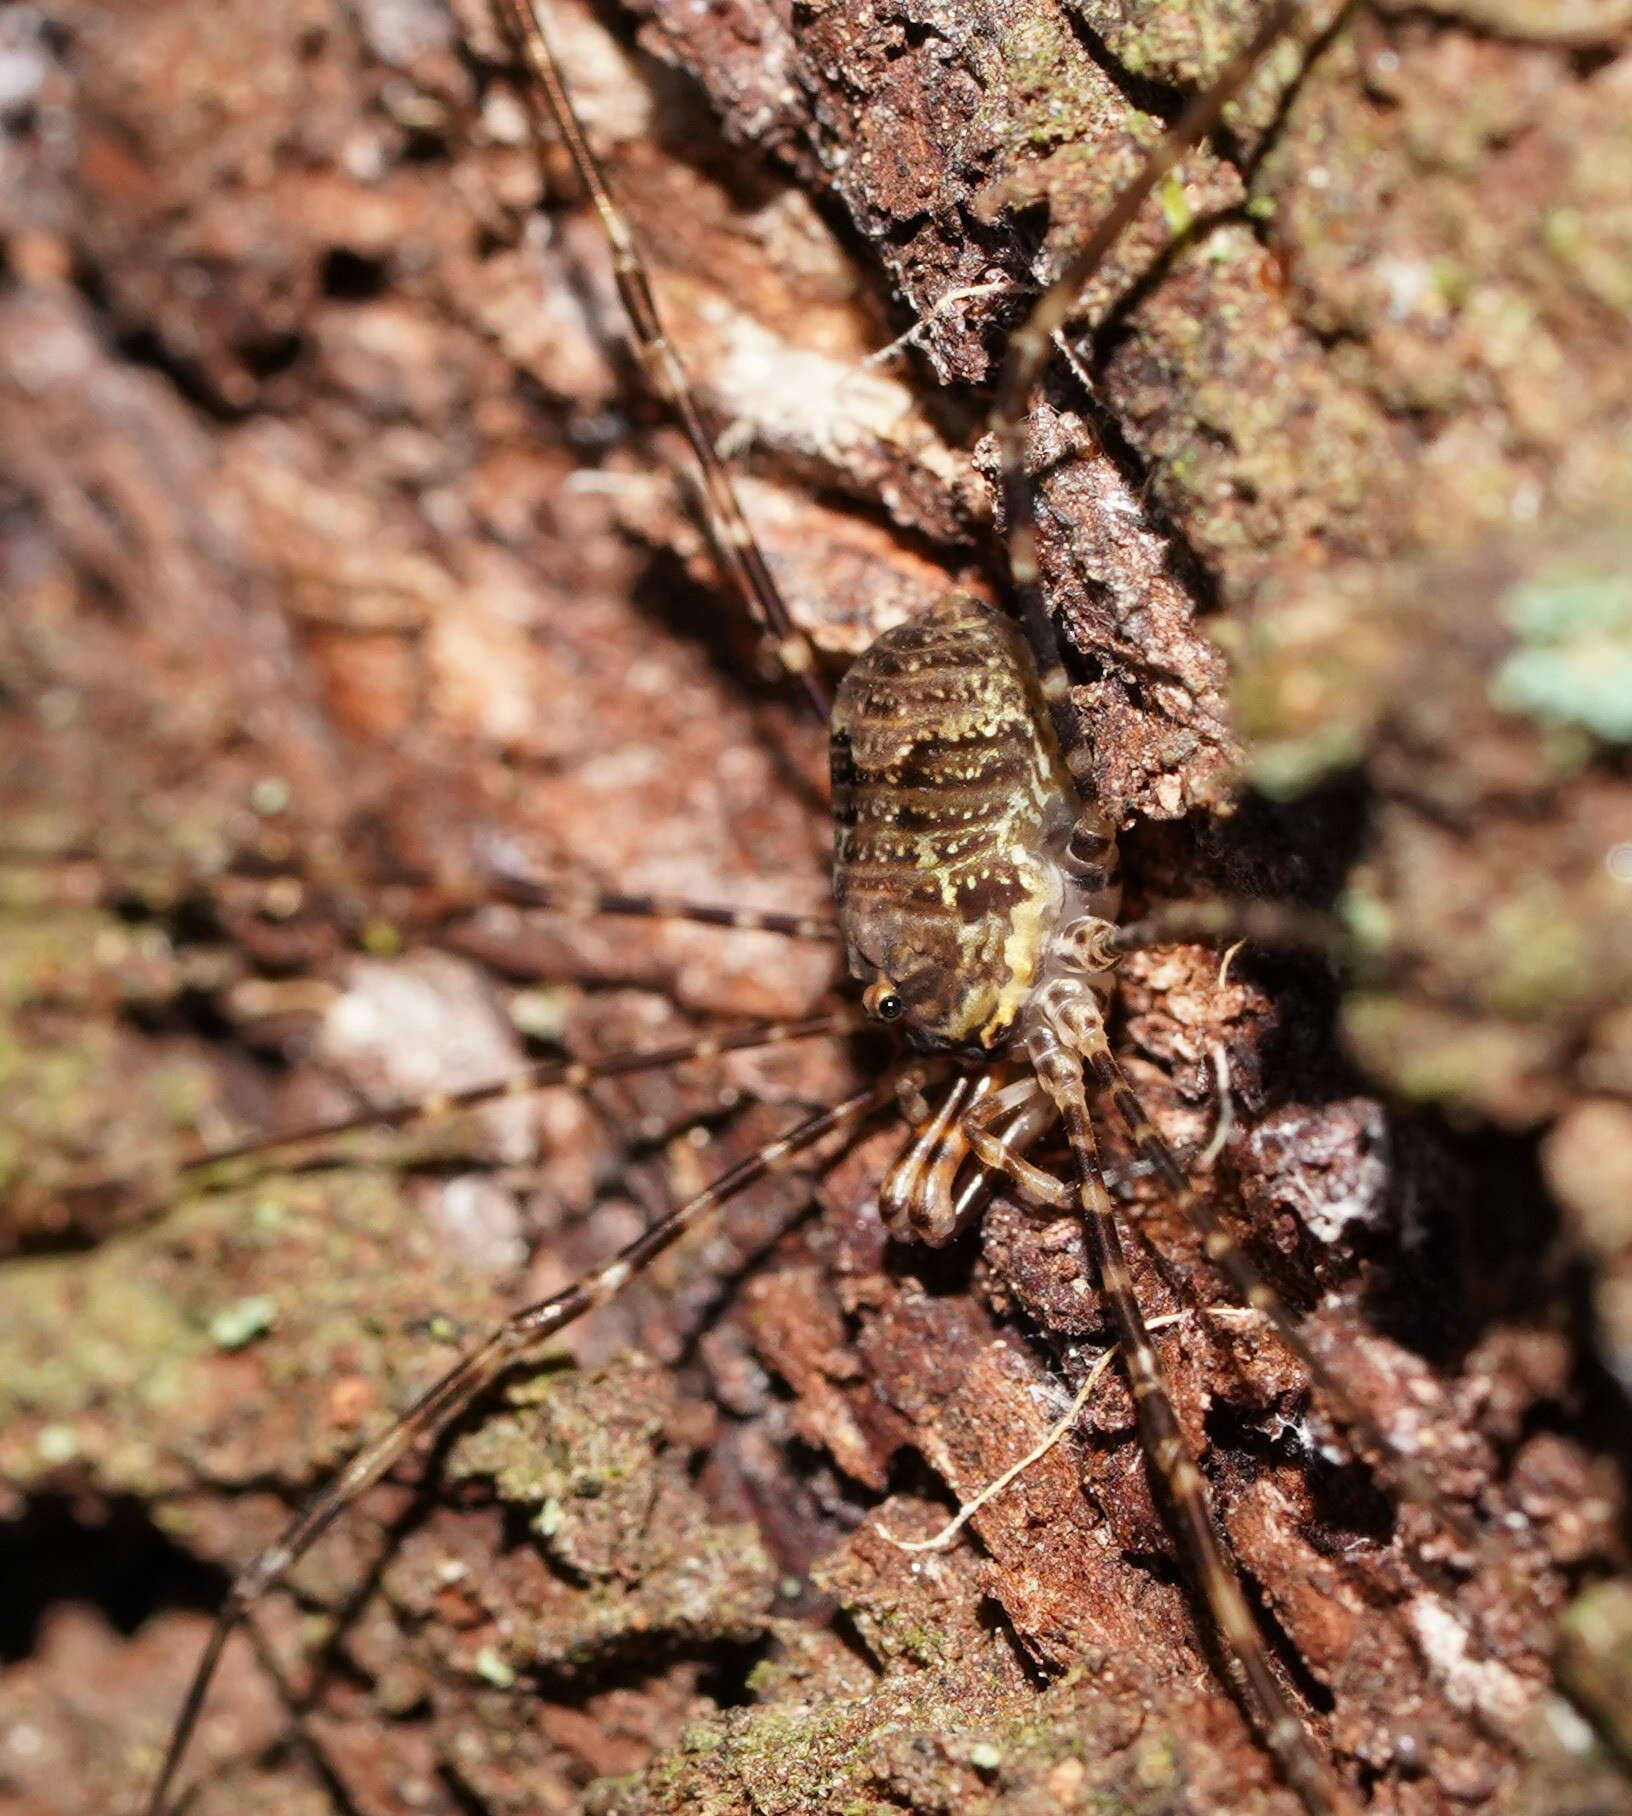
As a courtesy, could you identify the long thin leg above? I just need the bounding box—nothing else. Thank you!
[1028,987,1348,1816]
[53,1011,859,1212]
[458,871,838,941]
[1107,898,1351,964]
[141,1068,903,1816]
[193,1012,856,1171]
[494,0,831,718]
[1084,1028,1481,1556]
[0,843,841,943]
[973,10,1338,931]
[996,0,1312,765]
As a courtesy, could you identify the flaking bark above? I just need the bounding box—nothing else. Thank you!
[1,2,1630,1813]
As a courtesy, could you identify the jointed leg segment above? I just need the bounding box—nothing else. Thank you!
[123,5,1484,1814]
[1027,987,1350,1816]
[495,0,831,719]
[141,1067,904,1816]
[159,1012,861,1184]
[1087,1032,1480,1558]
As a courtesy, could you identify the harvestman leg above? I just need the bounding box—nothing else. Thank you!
[56,1012,856,1216]
[0,845,839,943]
[961,1018,1481,1552]
[140,1063,910,1815]
[134,4,856,1798]
[969,6,1392,1807]
[467,874,837,940]
[137,8,1414,1816]
[494,0,831,718]
[1027,984,1353,1816]
[997,0,1317,768]
[988,0,1486,1535]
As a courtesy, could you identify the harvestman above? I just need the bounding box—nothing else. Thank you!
[106,1,1507,1812]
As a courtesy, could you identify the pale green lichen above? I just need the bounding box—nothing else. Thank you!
[208,1292,279,1350]
[1491,557,1632,743]
[472,1644,518,1690]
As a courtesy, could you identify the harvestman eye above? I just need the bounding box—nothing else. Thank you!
[117,0,1524,1796]
[864,981,906,1021]
[2,0,1605,1812]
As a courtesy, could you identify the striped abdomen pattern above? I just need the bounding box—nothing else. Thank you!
[831,595,1077,1051]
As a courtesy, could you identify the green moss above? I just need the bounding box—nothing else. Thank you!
[1343,994,1492,1107]
[1543,201,1632,314]
[0,1245,204,1492]
[0,1156,519,1502]
[1229,594,1391,798]
[987,7,1101,151]
[360,915,406,956]
[1484,885,1592,1019]
[1158,169,1193,237]
[584,1635,1195,1815]
[1337,882,1396,973]
[1557,1579,1632,1761]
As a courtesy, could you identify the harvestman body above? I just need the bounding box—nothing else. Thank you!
[122,1,1509,1812]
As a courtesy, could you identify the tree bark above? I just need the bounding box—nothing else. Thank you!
[1,2,1630,1813]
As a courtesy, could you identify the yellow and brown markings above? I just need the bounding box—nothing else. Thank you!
[9,3,1619,1816]
[1027,1019,1348,1816]
[832,595,1074,1047]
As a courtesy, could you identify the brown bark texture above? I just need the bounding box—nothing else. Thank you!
[2,1,1631,1813]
